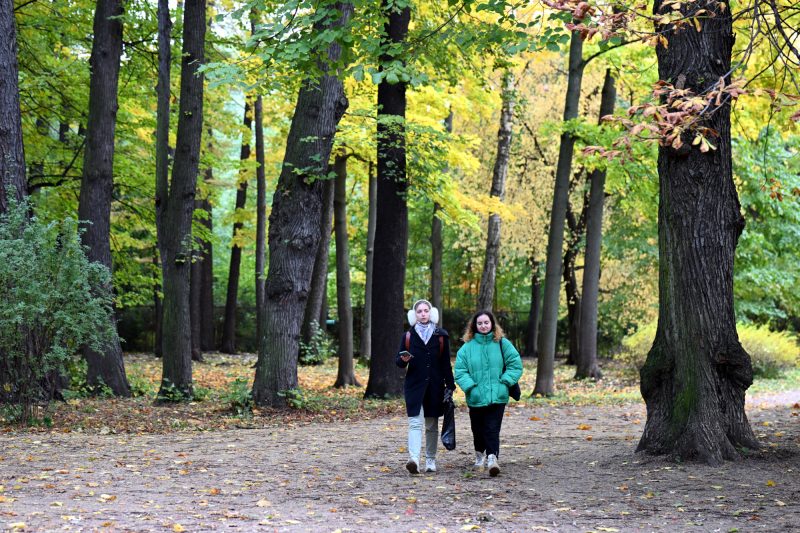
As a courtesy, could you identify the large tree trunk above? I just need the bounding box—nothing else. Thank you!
[301,178,334,344]
[252,3,353,407]
[524,259,541,358]
[563,189,588,366]
[157,0,205,400]
[0,0,27,211]
[333,152,359,388]
[637,0,758,465]
[153,0,171,359]
[358,162,377,360]
[220,102,252,354]
[364,1,411,399]
[576,69,616,380]
[254,95,267,344]
[477,72,514,312]
[77,0,131,397]
[534,30,585,396]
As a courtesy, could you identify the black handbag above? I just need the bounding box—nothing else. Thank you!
[441,388,456,450]
[500,339,522,401]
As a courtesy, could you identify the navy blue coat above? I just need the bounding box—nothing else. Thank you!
[395,326,455,418]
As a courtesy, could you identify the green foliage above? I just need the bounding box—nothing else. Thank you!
[222,377,254,416]
[299,321,337,365]
[62,358,114,400]
[127,372,153,398]
[0,199,117,414]
[156,379,191,402]
[619,321,800,379]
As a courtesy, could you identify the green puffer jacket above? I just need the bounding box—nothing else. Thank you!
[455,333,523,407]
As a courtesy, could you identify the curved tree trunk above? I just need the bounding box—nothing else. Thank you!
[524,259,541,358]
[534,30,584,396]
[157,0,206,400]
[637,0,758,465]
[302,178,334,344]
[77,0,131,397]
[0,0,27,212]
[219,102,252,354]
[333,152,359,387]
[576,69,616,380]
[364,1,411,399]
[358,162,377,361]
[252,2,353,407]
[254,95,267,344]
[477,72,514,312]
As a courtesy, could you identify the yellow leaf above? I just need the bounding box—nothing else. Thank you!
[644,491,655,499]
[357,497,372,506]
[256,498,271,507]
[50,501,63,507]
[766,480,776,487]
[405,496,417,504]
[577,424,592,430]
[8,524,27,531]
[172,524,185,532]
[461,526,480,531]
[529,416,541,421]
[597,528,620,532]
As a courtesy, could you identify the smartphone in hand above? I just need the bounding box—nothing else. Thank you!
[399,350,413,358]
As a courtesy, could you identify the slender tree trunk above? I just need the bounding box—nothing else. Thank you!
[358,162,376,360]
[333,152,359,387]
[220,102,252,354]
[364,1,411,399]
[563,190,588,366]
[430,111,451,321]
[198,154,215,351]
[477,72,514,312]
[76,0,131,397]
[157,0,206,400]
[576,69,616,380]
[252,3,353,407]
[153,253,163,357]
[254,95,267,344]
[0,0,27,211]
[534,30,585,396]
[190,251,204,361]
[524,259,541,358]
[154,0,171,358]
[302,178,334,343]
[638,0,758,465]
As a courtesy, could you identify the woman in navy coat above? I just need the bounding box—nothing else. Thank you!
[396,299,455,474]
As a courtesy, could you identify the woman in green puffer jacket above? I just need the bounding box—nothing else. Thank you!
[455,310,523,477]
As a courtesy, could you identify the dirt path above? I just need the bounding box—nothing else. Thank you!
[1,391,798,532]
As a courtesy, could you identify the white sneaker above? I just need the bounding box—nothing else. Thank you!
[406,458,419,474]
[473,451,485,469]
[487,454,500,477]
[425,458,437,472]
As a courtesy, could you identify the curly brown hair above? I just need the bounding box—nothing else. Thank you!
[462,310,505,343]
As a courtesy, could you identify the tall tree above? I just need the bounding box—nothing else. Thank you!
[301,178,334,344]
[153,0,171,359]
[430,112,452,319]
[332,151,359,387]
[576,68,616,380]
[76,0,131,396]
[477,71,515,311]
[220,102,252,354]
[637,0,759,464]
[156,0,206,399]
[364,0,411,399]
[0,0,26,211]
[563,186,588,365]
[524,258,541,358]
[358,161,377,360]
[254,95,267,343]
[252,2,353,406]
[534,29,585,396]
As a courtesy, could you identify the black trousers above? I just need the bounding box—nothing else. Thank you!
[468,403,506,457]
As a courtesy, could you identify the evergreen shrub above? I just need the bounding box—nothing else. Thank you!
[0,199,117,418]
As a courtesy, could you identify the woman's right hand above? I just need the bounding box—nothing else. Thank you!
[400,353,413,363]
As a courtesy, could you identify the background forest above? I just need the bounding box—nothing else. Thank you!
[2,0,799,446]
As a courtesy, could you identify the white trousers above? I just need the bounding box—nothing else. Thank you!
[408,405,439,461]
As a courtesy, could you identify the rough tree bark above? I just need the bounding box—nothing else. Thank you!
[220,102,252,354]
[576,69,616,380]
[77,0,131,396]
[157,0,206,399]
[524,259,541,359]
[535,30,585,396]
[637,0,759,465]
[358,162,377,360]
[364,1,411,399]
[153,0,171,359]
[477,72,514,312]
[252,2,353,406]
[301,178,334,344]
[332,152,359,387]
[0,0,26,211]
[254,95,266,343]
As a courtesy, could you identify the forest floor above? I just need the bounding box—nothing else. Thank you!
[0,355,798,532]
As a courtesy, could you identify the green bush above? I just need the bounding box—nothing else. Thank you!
[222,377,253,416]
[299,321,337,365]
[619,321,799,379]
[0,198,117,416]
